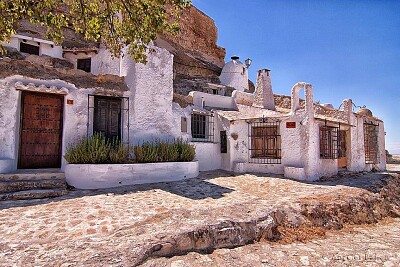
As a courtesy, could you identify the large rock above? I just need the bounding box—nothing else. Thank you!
[155,6,227,93]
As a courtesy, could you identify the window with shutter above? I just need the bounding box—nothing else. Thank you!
[248,120,281,164]
[94,97,121,140]
[319,126,339,159]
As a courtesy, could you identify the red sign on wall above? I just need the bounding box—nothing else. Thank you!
[67,99,74,105]
[286,122,296,128]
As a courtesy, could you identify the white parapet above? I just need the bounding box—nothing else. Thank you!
[65,161,199,189]
[0,159,15,174]
[284,166,306,181]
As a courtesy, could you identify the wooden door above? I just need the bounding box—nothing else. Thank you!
[19,92,63,169]
[338,130,347,168]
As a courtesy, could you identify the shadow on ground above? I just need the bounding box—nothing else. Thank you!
[1,165,399,210]
[0,170,235,210]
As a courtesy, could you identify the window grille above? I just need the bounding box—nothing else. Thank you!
[248,119,281,164]
[319,126,339,159]
[364,122,379,164]
[87,95,130,144]
[191,112,214,142]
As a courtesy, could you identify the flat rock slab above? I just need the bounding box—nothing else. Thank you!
[0,169,398,266]
[142,218,400,267]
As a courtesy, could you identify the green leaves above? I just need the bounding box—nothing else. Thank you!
[0,0,192,63]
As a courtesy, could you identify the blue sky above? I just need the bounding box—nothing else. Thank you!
[193,0,400,154]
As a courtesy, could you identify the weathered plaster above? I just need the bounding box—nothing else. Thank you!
[219,58,249,91]
[65,161,199,189]
[3,35,63,59]
[253,69,275,110]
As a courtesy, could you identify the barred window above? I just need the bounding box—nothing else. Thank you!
[364,122,379,164]
[248,120,281,164]
[88,95,130,144]
[319,126,339,159]
[191,112,214,142]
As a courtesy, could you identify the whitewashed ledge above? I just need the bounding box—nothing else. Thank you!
[65,161,199,189]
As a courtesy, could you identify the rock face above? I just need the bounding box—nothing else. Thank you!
[0,56,127,92]
[16,20,99,49]
[155,6,227,94]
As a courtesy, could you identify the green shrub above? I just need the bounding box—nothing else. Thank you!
[134,138,195,163]
[65,135,195,164]
[133,142,158,163]
[109,141,131,164]
[64,133,131,164]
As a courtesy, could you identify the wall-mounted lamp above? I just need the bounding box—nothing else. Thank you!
[245,58,252,68]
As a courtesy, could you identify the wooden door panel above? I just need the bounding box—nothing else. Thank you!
[94,97,121,140]
[19,92,63,169]
[338,130,347,168]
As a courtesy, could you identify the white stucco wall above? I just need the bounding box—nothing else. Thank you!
[219,59,249,92]
[0,78,20,172]
[190,91,237,110]
[92,45,178,144]
[3,35,63,59]
[0,76,107,172]
[91,47,121,76]
[65,161,199,189]
[193,143,222,171]
[63,51,98,70]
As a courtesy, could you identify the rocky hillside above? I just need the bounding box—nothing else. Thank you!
[155,6,227,94]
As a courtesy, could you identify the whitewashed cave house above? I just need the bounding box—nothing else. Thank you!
[187,56,386,180]
[0,33,386,181]
[0,33,183,173]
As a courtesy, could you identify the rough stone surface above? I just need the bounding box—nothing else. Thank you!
[160,6,226,69]
[0,167,399,266]
[143,218,400,267]
[252,70,275,110]
[155,6,226,94]
[0,58,127,91]
[16,19,99,49]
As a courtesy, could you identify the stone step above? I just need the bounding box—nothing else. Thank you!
[0,179,67,193]
[0,171,65,181]
[0,188,68,201]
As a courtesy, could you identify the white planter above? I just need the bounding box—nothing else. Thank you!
[65,161,199,189]
[0,159,15,174]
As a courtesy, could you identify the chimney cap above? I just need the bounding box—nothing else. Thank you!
[231,55,240,60]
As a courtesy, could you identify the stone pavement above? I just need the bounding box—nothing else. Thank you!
[0,168,399,266]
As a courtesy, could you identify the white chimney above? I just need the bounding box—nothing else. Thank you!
[253,69,275,110]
